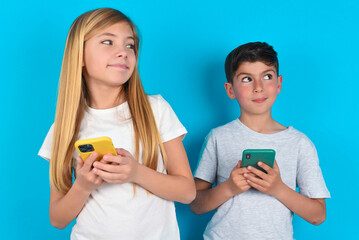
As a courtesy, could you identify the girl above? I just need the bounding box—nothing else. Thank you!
[38,8,195,240]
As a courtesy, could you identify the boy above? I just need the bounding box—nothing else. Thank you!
[190,42,330,240]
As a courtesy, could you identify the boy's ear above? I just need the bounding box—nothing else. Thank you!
[277,75,283,94]
[224,82,236,100]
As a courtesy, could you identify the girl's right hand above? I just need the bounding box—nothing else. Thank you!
[74,152,104,193]
[225,160,251,196]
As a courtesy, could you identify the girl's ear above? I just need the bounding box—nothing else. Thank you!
[277,75,283,94]
[224,82,236,100]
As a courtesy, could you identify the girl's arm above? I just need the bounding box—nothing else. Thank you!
[93,136,196,204]
[49,153,104,229]
[244,161,326,225]
[189,160,251,214]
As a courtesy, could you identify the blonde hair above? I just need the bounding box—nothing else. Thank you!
[51,8,166,194]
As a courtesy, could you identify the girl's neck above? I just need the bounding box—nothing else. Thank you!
[239,112,286,134]
[86,84,126,109]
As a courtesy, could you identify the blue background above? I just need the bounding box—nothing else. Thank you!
[1,0,358,239]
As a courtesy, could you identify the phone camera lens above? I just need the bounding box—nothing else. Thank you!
[245,153,251,159]
[79,144,94,152]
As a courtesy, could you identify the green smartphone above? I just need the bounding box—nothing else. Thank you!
[241,149,276,173]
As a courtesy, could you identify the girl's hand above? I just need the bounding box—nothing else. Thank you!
[75,152,105,193]
[225,160,251,196]
[93,148,140,184]
[243,160,285,197]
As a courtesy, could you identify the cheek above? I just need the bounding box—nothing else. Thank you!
[128,52,136,64]
[84,49,98,69]
[233,85,250,101]
[265,82,279,93]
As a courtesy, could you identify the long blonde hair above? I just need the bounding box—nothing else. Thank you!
[51,8,166,194]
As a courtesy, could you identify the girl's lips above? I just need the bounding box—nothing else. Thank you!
[108,64,128,70]
[252,98,267,103]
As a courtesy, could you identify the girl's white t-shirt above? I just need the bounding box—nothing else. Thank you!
[39,95,187,240]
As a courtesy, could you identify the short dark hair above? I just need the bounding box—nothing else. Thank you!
[225,42,279,83]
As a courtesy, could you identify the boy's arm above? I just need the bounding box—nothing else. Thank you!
[273,186,326,225]
[244,161,326,225]
[190,161,251,215]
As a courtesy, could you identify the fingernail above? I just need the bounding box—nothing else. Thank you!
[248,166,251,170]
[93,162,98,167]
[258,162,262,166]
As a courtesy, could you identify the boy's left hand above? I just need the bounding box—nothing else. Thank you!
[243,161,285,197]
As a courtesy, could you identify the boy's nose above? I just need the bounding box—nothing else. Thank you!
[253,80,263,93]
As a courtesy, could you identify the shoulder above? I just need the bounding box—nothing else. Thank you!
[147,94,168,105]
[147,95,187,140]
[205,120,239,141]
[147,94,175,116]
[211,119,240,135]
[287,126,316,149]
[147,94,172,112]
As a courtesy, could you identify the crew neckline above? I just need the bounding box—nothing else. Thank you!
[85,101,129,115]
[235,118,293,140]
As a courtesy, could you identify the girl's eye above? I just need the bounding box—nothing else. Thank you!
[101,40,112,45]
[264,74,273,80]
[242,77,252,83]
[126,44,135,50]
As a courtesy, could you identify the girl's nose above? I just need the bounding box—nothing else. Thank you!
[115,47,127,58]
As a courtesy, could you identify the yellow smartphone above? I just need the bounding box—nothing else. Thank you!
[75,137,117,161]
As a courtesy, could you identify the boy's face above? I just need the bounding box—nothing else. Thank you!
[224,61,282,116]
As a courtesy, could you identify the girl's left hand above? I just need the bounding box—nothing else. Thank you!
[243,161,285,197]
[93,148,139,184]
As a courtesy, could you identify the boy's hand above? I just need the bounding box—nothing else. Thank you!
[225,160,251,196]
[75,152,105,193]
[244,160,285,198]
[92,148,140,184]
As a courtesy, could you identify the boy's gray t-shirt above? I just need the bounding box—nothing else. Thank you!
[195,119,330,240]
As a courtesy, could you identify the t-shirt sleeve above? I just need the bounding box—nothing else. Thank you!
[153,95,187,143]
[38,124,54,161]
[296,136,331,199]
[194,130,217,184]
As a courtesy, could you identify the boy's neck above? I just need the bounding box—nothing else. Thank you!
[239,113,286,134]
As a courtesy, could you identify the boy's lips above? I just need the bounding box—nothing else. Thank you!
[252,98,267,103]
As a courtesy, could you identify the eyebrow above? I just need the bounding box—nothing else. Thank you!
[236,69,276,77]
[97,33,135,41]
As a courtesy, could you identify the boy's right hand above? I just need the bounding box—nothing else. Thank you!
[74,152,104,194]
[225,160,251,196]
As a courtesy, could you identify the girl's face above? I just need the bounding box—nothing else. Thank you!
[83,22,136,88]
[225,61,282,116]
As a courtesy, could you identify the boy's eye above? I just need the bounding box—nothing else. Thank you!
[242,77,252,83]
[264,74,273,80]
[101,40,112,45]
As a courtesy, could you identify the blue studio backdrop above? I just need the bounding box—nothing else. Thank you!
[1,0,358,239]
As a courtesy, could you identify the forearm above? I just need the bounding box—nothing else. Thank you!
[49,181,91,229]
[275,184,326,225]
[190,181,233,215]
[134,164,196,204]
